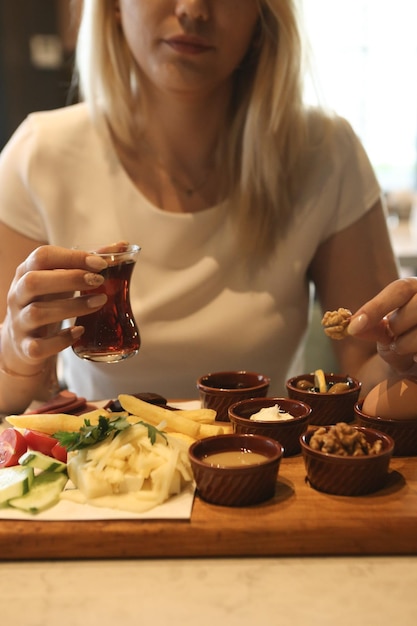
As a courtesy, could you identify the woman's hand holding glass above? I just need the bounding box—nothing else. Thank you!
[1,245,108,377]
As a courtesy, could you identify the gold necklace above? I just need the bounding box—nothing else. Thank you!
[168,172,211,197]
[129,136,214,197]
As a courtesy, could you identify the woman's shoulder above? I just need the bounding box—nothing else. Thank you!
[290,105,378,205]
[23,102,98,145]
[294,106,368,192]
[27,101,89,122]
[303,106,361,154]
[1,103,108,174]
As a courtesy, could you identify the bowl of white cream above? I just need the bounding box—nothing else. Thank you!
[228,397,312,456]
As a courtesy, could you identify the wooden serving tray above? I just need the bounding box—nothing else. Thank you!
[1,455,416,560]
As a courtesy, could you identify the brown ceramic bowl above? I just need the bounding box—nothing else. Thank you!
[197,371,270,422]
[228,397,311,456]
[286,373,361,426]
[300,425,394,496]
[354,400,417,456]
[188,433,283,507]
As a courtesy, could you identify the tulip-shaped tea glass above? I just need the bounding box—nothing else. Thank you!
[72,243,141,362]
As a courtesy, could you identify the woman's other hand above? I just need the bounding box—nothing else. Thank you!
[348,277,417,375]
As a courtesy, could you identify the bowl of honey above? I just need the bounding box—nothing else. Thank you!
[188,433,283,507]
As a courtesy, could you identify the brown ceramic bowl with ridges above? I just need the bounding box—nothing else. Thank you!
[286,373,361,426]
[354,400,417,456]
[228,397,311,456]
[300,426,394,496]
[197,371,270,422]
[188,434,283,507]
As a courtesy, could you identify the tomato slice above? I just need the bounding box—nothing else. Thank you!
[22,429,57,456]
[0,428,28,468]
[51,441,68,463]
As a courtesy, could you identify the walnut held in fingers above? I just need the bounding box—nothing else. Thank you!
[321,308,352,340]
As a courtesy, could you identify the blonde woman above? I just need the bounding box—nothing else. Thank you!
[0,0,414,414]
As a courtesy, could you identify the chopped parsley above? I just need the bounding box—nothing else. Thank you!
[53,415,166,452]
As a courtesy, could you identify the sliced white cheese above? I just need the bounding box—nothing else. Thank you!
[66,423,193,512]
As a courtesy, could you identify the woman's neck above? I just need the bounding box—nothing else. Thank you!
[116,85,232,212]
[141,83,231,171]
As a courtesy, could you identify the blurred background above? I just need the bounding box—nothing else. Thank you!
[303,0,417,233]
[0,0,81,149]
[304,0,417,194]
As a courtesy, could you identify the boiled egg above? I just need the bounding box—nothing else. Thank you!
[362,375,417,420]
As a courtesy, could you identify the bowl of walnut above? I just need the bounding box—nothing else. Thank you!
[300,422,394,496]
[286,370,361,426]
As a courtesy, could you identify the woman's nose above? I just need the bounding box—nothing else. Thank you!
[175,0,210,22]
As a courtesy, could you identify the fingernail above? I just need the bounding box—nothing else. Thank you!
[87,294,107,308]
[71,326,85,340]
[23,338,37,359]
[383,315,395,340]
[86,255,107,271]
[84,272,105,287]
[347,313,369,335]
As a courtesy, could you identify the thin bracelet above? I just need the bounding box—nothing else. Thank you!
[0,361,46,379]
[0,323,46,378]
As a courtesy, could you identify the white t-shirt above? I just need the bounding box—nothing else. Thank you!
[0,103,380,400]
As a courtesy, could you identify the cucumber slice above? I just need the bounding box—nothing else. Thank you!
[19,450,67,473]
[0,466,34,504]
[9,471,68,514]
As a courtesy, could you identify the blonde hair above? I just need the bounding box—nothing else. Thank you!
[75,0,324,260]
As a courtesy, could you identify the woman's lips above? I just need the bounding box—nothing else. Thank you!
[164,36,213,55]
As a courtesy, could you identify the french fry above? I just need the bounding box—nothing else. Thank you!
[5,412,101,435]
[118,394,200,439]
[172,407,217,423]
[198,423,228,438]
[166,432,196,447]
